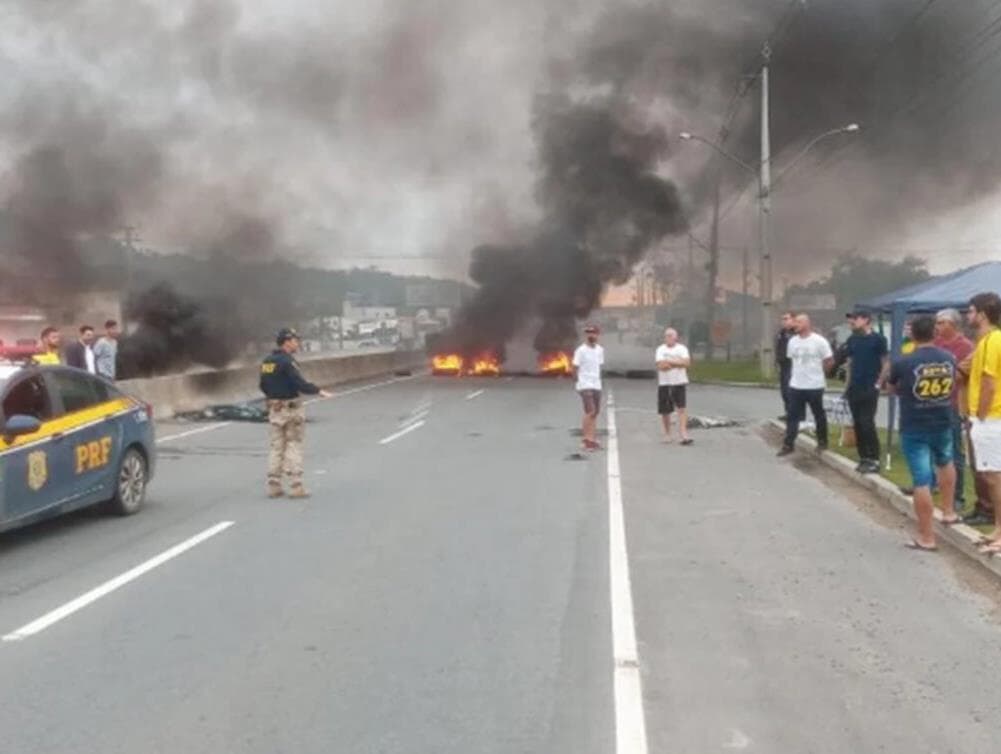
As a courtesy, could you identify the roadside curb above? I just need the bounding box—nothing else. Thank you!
[766,419,1001,581]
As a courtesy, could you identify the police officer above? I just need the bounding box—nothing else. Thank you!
[259,328,331,498]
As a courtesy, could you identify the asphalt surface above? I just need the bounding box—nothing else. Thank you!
[1,374,1000,753]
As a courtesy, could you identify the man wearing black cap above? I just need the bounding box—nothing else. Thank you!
[839,310,889,473]
[260,328,331,498]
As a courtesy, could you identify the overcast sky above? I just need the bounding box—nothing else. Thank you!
[2,0,1001,285]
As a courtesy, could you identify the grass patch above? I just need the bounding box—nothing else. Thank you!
[689,359,775,385]
[825,424,990,532]
[689,358,846,389]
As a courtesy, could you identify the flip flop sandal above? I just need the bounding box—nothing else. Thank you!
[680,438,694,446]
[940,517,962,526]
[905,540,938,552]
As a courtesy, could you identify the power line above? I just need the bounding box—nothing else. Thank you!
[720,0,806,136]
[789,0,1001,184]
[689,1,807,240]
[869,0,941,67]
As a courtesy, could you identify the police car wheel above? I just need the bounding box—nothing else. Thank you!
[111,447,147,516]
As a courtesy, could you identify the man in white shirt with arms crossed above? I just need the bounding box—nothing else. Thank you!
[655,327,693,445]
[779,313,834,456]
[573,324,604,451]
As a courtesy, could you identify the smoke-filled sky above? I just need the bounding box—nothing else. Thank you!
[2,0,1001,285]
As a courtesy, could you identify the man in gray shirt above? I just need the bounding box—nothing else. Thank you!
[93,319,120,380]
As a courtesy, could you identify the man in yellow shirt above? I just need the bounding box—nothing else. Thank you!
[967,292,1001,554]
[32,327,62,365]
[901,321,916,355]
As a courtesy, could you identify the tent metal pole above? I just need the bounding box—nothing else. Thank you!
[886,303,907,471]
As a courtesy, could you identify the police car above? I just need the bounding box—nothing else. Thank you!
[0,362,155,534]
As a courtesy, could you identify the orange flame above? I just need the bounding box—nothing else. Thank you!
[538,351,573,375]
[432,353,464,373]
[469,352,501,376]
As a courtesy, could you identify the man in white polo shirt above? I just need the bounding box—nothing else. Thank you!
[779,313,834,456]
[573,324,604,451]
[655,327,693,445]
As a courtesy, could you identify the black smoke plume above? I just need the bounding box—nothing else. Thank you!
[439,94,687,356]
[577,0,1001,272]
[6,0,1001,372]
[117,283,238,379]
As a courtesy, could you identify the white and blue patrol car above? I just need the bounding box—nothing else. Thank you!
[0,362,156,534]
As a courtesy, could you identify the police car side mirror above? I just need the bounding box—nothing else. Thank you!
[3,414,42,440]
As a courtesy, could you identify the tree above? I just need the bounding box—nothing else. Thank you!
[787,253,930,311]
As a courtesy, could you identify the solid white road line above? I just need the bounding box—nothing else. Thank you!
[378,420,426,445]
[157,423,233,444]
[156,375,416,444]
[2,521,235,642]
[606,393,649,754]
[465,389,486,400]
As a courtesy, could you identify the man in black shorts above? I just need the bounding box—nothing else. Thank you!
[655,328,693,445]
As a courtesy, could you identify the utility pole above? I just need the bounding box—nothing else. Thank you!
[121,224,141,295]
[742,245,749,356]
[704,133,724,361]
[686,235,695,342]
[758,43,774,379]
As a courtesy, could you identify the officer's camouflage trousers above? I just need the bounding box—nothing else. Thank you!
[268,400,306,486]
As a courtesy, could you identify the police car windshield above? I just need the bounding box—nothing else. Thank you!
[0,364,22,392]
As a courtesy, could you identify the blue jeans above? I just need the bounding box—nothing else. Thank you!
[901,429,953,489]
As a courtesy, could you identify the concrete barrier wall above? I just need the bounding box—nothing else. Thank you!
[118,351,424,417]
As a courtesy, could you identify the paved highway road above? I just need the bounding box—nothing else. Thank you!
[1,375,1000,753]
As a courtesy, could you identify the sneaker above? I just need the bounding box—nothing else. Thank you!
[963,511,996,527]
[816,442,828,453]
[859,461,881,475]
[776,446,794,457]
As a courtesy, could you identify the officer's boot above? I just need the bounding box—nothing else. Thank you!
[267,480,285,498]
[288,482,310,499]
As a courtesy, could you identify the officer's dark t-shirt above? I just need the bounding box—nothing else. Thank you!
[888,346,956,434]
[844,331,889,393]
[259,350,320,400]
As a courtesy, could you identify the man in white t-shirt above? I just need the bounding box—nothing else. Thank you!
[573,324,605,451]
[779,313,834,456]
[655,327,693,445]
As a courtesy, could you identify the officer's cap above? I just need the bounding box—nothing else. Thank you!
[276,327,300,345]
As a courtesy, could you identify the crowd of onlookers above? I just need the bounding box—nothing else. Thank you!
[775,293,1001,552]
[27,320,121,381]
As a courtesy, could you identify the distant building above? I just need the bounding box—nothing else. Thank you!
[342,302,397,321]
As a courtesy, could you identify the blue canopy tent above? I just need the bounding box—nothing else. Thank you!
[855,261,1001,468]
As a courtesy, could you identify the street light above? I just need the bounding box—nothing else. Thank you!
[772,123,860,188]
[678,132,759,176]
[679,122,859,184]
[679,121,859,375]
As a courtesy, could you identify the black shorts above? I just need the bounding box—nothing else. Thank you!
[658,384,687,414]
